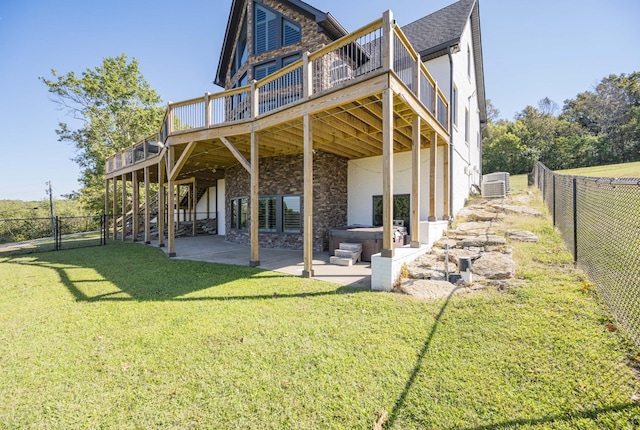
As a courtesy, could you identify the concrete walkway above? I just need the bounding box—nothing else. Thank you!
[149,235,371,288]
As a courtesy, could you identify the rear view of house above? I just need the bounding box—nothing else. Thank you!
[104,0,486,290]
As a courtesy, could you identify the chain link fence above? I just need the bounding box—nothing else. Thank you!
[533,162,640,347]
[0,215,106,257]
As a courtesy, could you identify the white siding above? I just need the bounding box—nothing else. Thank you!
[423,18,482,218]
[347,148,446,227]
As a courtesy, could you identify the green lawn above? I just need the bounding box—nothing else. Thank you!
[557,161,640,178]
[1,190,639,429]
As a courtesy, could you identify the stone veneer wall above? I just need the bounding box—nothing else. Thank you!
[225,0,335,88]
[225,151,347,251]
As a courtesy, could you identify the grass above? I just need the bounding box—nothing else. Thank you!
[1,189,639,428]
[557,161,640,178]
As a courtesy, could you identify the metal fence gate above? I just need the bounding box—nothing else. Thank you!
[0,215,106,257]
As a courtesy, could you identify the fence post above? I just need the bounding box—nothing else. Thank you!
[55,216,60,251]
[572,177,578,263]
[102,214,106,246]
[552,175,556,226]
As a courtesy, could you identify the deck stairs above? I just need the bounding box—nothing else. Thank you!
[330,242,363,266]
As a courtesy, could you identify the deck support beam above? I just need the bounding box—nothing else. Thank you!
[411,115,421,248]
[220,136,251,173]
[429,131,438,221]
[104,179,109,241]
[132,172,139,241]
[302,114,314,278]
[144,166,151,244]
[381,87,394,258]
[250,129,260,267]
[158,154,166,248]
[112,177,117,240]
[167,147,176,257]
[192,181,197,237]
[121,174,127,242]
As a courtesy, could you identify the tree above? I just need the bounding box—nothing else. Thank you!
[562,72,640,164]
[40,54,165,212]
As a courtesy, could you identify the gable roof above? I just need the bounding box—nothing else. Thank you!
[402,0,487,128]
[214,0,348,87]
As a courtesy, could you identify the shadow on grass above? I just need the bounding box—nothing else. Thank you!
[1,242,365,302]
[458,402,639,430]
[385,287,640,428]
[386,285,459,427]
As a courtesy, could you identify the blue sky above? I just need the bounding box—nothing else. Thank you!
[0,0,638,202]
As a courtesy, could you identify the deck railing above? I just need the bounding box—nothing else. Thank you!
[310,19,384,95]
[106,11,449,175]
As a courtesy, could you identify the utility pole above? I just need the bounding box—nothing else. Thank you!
[46,181,56,241]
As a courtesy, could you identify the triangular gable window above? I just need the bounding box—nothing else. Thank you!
[283,19,301,46]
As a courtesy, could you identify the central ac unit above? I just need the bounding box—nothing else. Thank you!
[483,172,510,194]
[481,180,506,198]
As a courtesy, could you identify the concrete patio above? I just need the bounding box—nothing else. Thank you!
[148,235,371,288]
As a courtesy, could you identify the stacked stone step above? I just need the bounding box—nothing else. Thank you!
[330,242,363,266]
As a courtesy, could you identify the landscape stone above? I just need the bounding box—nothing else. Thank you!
[507,229,538,242]
[458,235,507,247]
[451,221,496,236]
[468,209,506,222]
[472,252,516,279]
[397,279,465,300]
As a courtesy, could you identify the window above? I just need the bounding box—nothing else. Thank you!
[452,85,458,127]
[254,61,277,81]
[253,53,301,81]
[464,108,470,145]
[283,19,301,46]
[233,194,302,234]
[282,53,301,67]
[231,197,248,230]
[255,4,277,55]
[231,15,248,78]
[372,194,410,232]
[258,196,277,232]
[467,45,472,79]
[283,195,301,233]
[254,2,300,55]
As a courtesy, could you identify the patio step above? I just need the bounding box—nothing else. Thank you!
[334,249,361,262]
[330,256,354,266]
[330,242,362,266]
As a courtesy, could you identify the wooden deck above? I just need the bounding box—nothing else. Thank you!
[104,11,450,284]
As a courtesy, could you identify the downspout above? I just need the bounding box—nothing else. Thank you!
[447,45,454,222]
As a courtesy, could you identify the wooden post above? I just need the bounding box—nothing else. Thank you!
[303,52,312,98]
[158,156,166,248]
[144,166,151,244]
[192,179,197,237]
[206,187,210,220]
[121,174,127,242]
[167,147,176,257]
[251,80,259,119]
[382,10,394,72]
[411,115,421,248]
[381,87,394,258]
[112,177,117,240]
[132,171,139,241]
[429,131,438,221]
[250,129,260,266]
[104,178,109,241]
[443,142,450,220]
[204,92,211,128]
[303,114,314,277]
